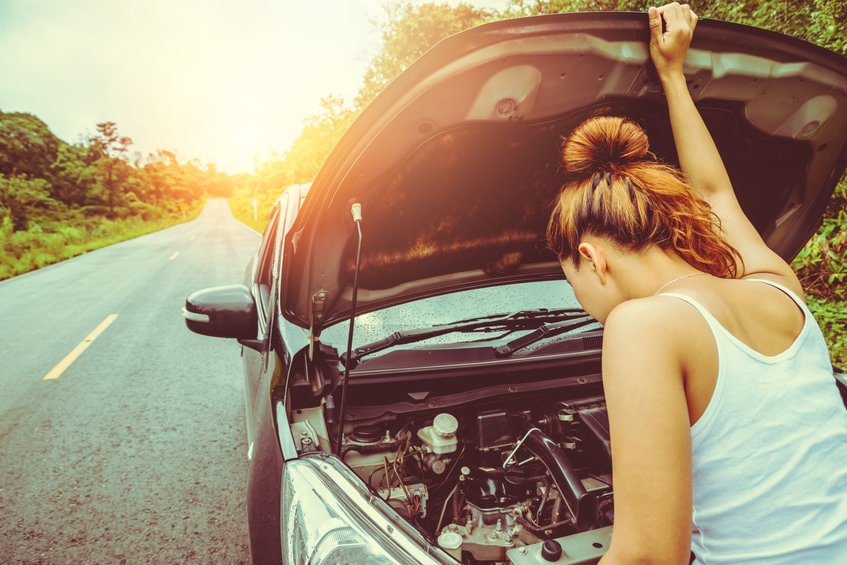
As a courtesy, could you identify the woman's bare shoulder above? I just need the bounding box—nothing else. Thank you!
[606,295,701,331]
[603,296,709,357]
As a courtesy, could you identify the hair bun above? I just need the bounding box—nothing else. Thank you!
[562,116,650,176]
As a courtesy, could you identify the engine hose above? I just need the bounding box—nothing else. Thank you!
[520,428,597,530]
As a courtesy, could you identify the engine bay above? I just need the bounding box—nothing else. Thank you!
[291,391,615,563]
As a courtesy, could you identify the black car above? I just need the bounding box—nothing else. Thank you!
[184,12,847,564]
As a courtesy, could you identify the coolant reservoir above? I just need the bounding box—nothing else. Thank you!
[417,412,459,454]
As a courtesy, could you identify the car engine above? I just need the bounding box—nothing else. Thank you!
[291,393,615,564]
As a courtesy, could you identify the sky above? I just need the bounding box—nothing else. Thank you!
[0,0,508,174]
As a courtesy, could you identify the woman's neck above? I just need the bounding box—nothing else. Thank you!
[607,244,701,300]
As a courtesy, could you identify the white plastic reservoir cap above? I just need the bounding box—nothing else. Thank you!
[433,413,458,437]
[438,530,463,551]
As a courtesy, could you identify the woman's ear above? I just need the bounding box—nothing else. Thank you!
[577,242,608,282]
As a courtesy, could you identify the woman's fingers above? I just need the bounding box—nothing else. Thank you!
[648,6,663,45]
[657,3,697,37]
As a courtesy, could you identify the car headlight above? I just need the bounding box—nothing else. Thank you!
[281,454,455,564]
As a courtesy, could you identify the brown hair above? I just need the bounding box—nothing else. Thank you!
[547,116,740,278]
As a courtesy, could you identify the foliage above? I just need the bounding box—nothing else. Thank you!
[355,2,494,108]
[792,174,846,365]
[501,0,846,55]
[279,95,356,184]
[0,111,61,178]
[0,114,239,279]
[0,174,56,231]
[89,121,134,212]
[50,143,96,206]
[228,191,270,234]
[0,206,201,281]
[792,177,846,301]
[0,116,230,224]
[501,0,640,17]
[805,296,847,369]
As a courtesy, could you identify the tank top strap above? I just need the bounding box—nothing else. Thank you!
[655,292,726,339]
[743,277,810,314]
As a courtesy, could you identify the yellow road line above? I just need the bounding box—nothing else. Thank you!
[169,251,180,261]
[43,314,119,381]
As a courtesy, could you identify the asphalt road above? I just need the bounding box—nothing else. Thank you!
[0,199,260,564]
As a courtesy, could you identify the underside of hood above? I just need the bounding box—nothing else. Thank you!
[282,12,847,334]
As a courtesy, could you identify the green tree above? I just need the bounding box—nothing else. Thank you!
[0,111,61,178]
[503,0,846,54]
[142,150,180,207]
[89,121,133,214]
[203,163,235,198]
[49,143,95,207]
[501,0,639,17]
[355,2,493,108]
[809,0,846,54]
[284,95,357,182]
[0,174,55,231]
[169,159,205,206]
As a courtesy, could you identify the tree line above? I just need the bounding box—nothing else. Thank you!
[0,112,237,233]
[0,111,244,279]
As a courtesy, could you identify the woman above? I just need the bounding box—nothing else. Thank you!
[547,3,847,563]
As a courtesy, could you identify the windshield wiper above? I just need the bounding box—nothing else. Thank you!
[342,308,590,367]
[493,315,599,357]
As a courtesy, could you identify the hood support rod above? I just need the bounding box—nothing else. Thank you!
[335,202,363,455]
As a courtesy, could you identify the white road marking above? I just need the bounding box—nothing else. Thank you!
[43,314,119,381]
[169,251,180,261]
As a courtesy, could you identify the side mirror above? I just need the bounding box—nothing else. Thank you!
[183,284,257,340]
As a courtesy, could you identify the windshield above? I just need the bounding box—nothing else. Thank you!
[321,280,586,355]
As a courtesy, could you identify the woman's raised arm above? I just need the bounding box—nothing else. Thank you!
[649,3,802,292]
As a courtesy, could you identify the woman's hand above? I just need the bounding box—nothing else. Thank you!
[649,3,698,83]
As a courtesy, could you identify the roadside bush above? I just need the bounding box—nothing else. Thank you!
[807,297,847,369]
[39,232,67,258]
[5,230,39,259]
[91,219,116,239]
[792,175,847,367]
[32,251,58,269]
[81,205,113,218]
[794,216,846,300]
[128,200,164,221]
[56,225,86,244]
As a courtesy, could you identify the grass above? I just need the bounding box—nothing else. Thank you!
[227,194,274,234]
[0,206,202,281]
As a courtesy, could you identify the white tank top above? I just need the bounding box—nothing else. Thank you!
[663,279,847,564]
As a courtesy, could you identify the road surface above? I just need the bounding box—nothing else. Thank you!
[0,199,260,563]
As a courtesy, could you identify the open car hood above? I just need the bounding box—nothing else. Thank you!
[282,12,847,334]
